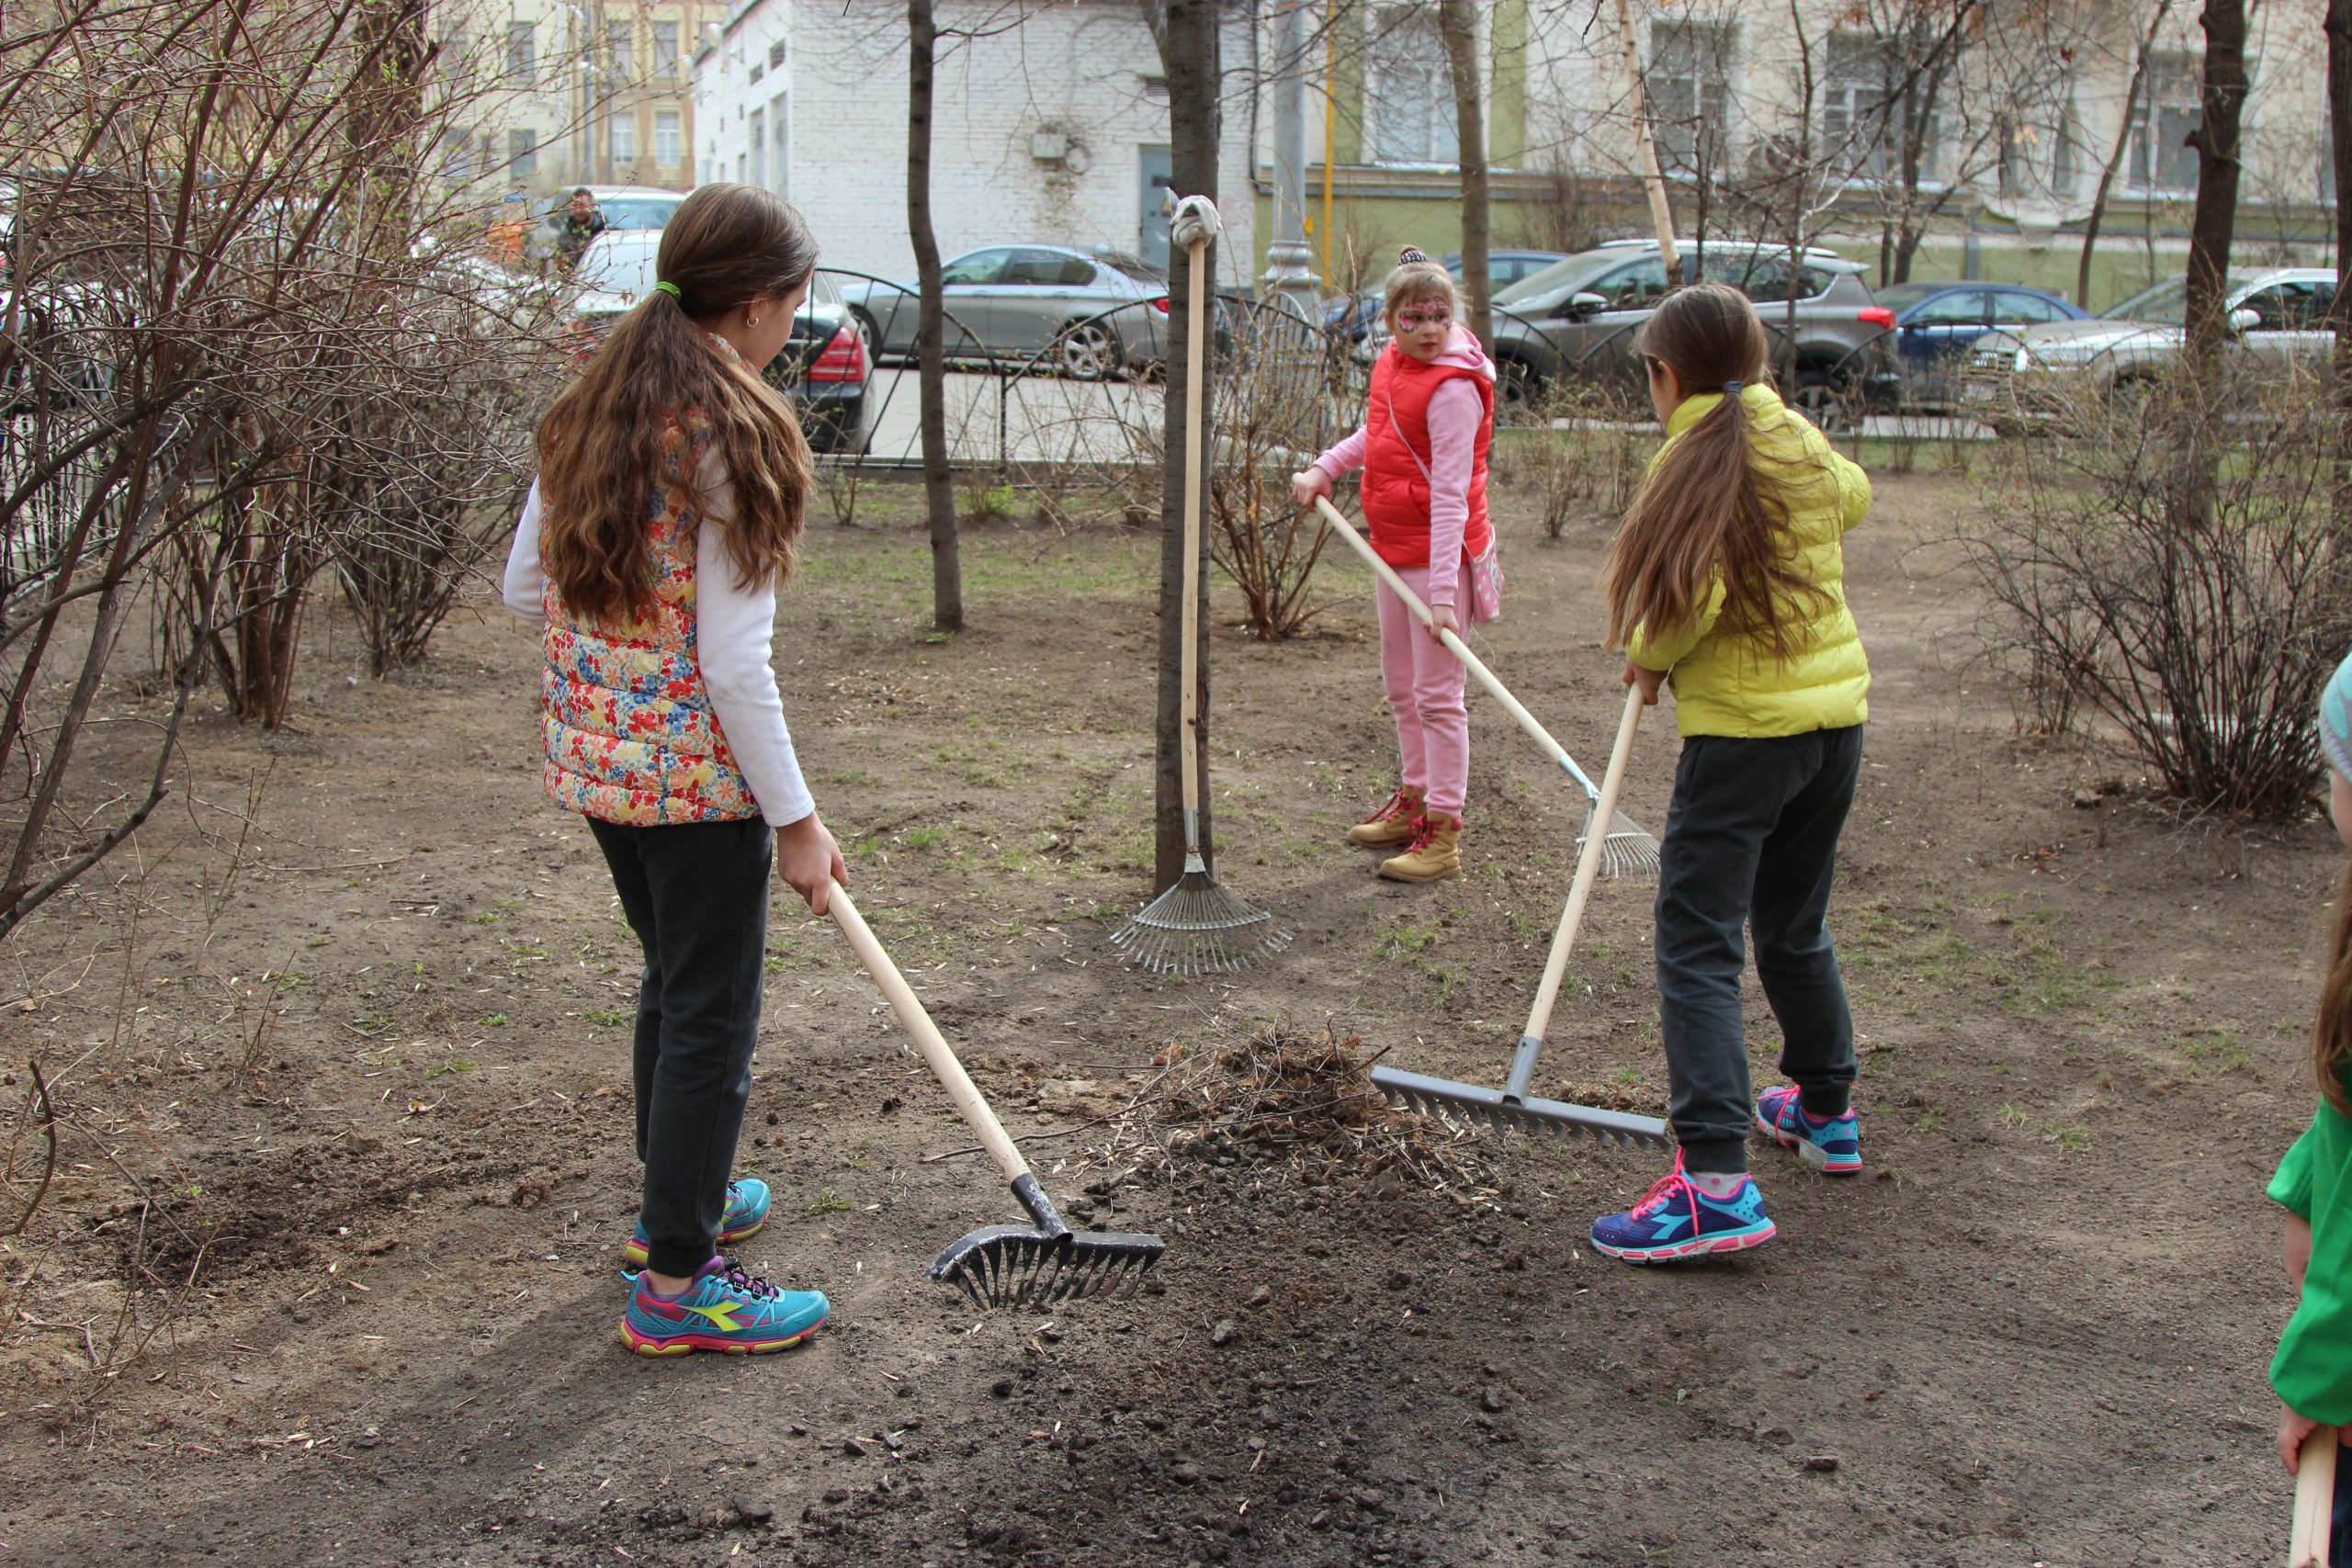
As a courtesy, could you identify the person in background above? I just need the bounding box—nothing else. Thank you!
[555,187,607,271]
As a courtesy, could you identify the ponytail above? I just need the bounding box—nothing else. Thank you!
[2319,861,2352,1117]
[537,184,817,625]
[1601,282,1831,662]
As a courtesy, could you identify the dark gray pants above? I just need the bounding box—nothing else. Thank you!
[588,816,771,1278]
[1654,725,1862,1174]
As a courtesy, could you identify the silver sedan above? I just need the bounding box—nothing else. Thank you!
[838,244,1168,379]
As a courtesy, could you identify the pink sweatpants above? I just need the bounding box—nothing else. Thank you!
[1374,559,1472,819]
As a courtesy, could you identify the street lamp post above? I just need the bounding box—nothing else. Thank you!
[1260,0,1319,314]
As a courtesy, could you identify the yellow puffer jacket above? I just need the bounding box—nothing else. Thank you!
[1624,384,1871,738]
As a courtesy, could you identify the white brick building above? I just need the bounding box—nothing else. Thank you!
[694,0,1257,286]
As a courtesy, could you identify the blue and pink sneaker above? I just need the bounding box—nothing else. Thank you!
[1589,1156,1776,1263]
[620,1258,828,1357]
[622,1179,772,1269]
[1755,1086,1862,1175]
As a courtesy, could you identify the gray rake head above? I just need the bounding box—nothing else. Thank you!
[1371,1066,1672,1151]
[1580,808,1662,883]
[1110,866,1292,976]
[926,1173,1165,1311]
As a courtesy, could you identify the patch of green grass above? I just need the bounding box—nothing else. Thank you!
[901,825,950,852]
[463,912,500,926]
[803,1189,853,1217]
[352,1012,398,1033]
[2041,1122,2092,1154]
[584,1008,631,1027]
[481,1013,508,1027]
[270,969,313,993]
[1996,1100,2029,1129]
[424,1059,475,1077]
[305,934,336,949]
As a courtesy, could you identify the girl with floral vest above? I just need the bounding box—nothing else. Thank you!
[1292,247,1499,883]
[502,184,844,1356]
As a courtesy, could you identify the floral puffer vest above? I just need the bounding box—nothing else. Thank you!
[539,415,760,826]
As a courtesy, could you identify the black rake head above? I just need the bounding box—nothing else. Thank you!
[1371,1066,1672,1151]
[926,1224,1165,1310]
[926,1172,1164,1310]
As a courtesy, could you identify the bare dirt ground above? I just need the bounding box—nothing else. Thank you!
[0,469,2333,1566]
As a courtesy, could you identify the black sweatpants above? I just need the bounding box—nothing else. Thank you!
[1653,725,1863,1175]
[588,815,772,1278]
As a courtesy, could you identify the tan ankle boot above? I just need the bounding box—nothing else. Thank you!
[1379,814,1462,882]
[1348,784,1425,849]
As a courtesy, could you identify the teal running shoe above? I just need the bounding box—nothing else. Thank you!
[619,1258,828,1357]
[1589,1157,1776,1264]
[1755,1086,1862,1175]
[623,1179,771,1269]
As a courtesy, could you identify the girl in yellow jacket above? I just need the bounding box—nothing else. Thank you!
[1588,283,1873,1265]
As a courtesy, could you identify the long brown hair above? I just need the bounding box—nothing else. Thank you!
[536,184,817,623]
[1600,282,1833,663]
[2318,861,2352,1116]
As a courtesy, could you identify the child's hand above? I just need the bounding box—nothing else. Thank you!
[2280,1400,2328,1473]
[1426,605,1460,645]
[1291,467,1332,511]
[775,812,848,916]
[1622,658,1667,706]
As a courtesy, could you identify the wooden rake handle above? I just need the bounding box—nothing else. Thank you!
[1177,222,1212,827]
[823,881,1029,1189]
[2295,1425,2338,1568]
[1311,495,1604,800]
[1522,684,1645,1048]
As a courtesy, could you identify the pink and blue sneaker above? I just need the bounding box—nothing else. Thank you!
[1589,1156,1776,1263]
[622,1179,772,1269]
[1755,1086,1862,1175]
[620,1258,828,1357]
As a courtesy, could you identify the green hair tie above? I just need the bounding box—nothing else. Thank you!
[652,280,681,300]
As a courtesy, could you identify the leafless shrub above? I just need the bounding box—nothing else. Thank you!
[1960,365,2352,818]
[0,0,557,938]
[1500,377,1653,540]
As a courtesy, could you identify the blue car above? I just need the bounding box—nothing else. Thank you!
[1873,281,2088,407]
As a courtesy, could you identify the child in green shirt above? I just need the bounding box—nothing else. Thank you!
[2273,647,2352,1551]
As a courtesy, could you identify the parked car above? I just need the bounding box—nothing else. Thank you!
[1485,240,1901,422]
[1871,281,2088,407]
[528,186,687,267]
[835,244,1169,379]
[566,230,873,455]
[1323,249,1569,346]
[1959,267,2338,428]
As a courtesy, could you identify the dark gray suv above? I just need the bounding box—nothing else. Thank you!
[1487,240,1900,423]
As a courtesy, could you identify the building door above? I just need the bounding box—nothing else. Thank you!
[1138,145,1172,270]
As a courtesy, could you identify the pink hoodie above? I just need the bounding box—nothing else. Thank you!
[1313,325,1496,609]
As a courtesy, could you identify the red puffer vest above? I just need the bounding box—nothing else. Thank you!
[1361,343,1494,570]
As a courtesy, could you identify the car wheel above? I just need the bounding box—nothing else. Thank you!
[1056,320,1120,381]
[849,308,881,367]
[1493,358,1543,423]
[1792,370,1860,435]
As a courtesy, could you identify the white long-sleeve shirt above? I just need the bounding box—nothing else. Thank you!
[502,468,817,829]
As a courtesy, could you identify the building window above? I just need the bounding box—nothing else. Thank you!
[2052,97,2082,200]
[1368,8,1456,165]
[769,39,786,69]
[2127,49,2200,193]
[770,94,788,197]
[508,128,537,177]
[441,28,469,77]
[749,108,765,188]
[1818,31,1945,186]
[505,21,534,85]
[653,20,679,77]
[607,19,633,81]
[737,152,747,184]
[750,61,763,85]
[1647,20,1734,179]
[611,112,636,164]
[440,126,471,183]
[657,109,682,166]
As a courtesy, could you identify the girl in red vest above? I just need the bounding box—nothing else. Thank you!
[1293,247,1498,882]
[503,185,846,1356]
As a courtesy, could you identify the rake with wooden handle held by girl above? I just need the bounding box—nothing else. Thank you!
[1372,683,1671,1148]
[2293,1425,2337,1568]
[1310,494,1660,880]
[824,882,1163,1307]
[1113,194,1290,976]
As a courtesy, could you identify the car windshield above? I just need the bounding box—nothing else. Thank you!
[1493,247,1634,307]
[1873,283,1942,312]
[2098,272,2264,324]
[577,237,659,296]
[597,197,682,230]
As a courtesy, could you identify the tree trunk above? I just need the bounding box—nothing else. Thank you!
[909,0,963,633]
[1151,0,1218,891]
[2079,0,2171,310]
[2182,0,2246,378]
[1439,0,1490,345]
[1611,0,1680,286]
[2326,0,2352,535]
